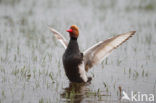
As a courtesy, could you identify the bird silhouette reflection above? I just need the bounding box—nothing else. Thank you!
[61,82,91,103]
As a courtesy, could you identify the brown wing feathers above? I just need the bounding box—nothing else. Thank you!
[84,31,136,71]
[48,26,68,48]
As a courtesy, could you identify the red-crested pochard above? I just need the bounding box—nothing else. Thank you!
[49,25,136,83]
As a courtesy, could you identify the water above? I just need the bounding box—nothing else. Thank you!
[0,0,156,103]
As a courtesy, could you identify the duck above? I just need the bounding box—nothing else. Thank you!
[49,25,136,83]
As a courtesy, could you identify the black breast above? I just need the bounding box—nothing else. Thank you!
[62,38,84,82]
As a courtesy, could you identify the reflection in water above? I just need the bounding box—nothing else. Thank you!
[61,82,90,103]
[61,82,115,103]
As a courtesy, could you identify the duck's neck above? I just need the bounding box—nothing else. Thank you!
[67,37,80,53]
[70,36,77,40]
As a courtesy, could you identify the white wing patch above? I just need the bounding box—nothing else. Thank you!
[78,61,88,82]
[83,41,102,55]
[83,31,136,71]
[48,26,68,49]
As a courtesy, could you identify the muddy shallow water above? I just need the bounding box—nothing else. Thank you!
[0,0,156,103]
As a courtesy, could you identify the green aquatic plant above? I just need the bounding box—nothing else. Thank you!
[39,98,44,103]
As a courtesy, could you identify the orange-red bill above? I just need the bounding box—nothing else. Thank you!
[66,29,72,32]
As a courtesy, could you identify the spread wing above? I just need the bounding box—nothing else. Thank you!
[83,31,136,71]
[48,26,68,49]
